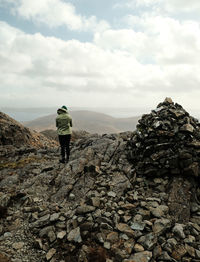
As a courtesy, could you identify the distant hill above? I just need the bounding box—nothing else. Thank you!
[23,110,140,134]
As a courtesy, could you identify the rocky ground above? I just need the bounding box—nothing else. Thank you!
[0,99,200,262]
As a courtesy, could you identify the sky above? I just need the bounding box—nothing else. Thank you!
[0,0,200,114]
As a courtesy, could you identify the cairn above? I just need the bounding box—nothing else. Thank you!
[127,98,200,222]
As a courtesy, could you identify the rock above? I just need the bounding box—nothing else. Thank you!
[107,191,117,197]
[57,231,66,239]
[116,223,134,237]
[12,242,24,250]
[185,244,196,257]
[76,205,96,215]
[0,111,57,148]
[167,238,177,247]
[104,242,111,249]
[91,197,101,207]
[67,227,82,243]
[30,214,50,228]
[69,193,75,200]
[106,232,119,243]
[184,235,196,244]
[46,248,56,260]
[130,222,145,231]
[126,251,152,262]
[50,213,60,222]
[0,253,11,262]
[48,230,57,243]
[127,98,200,226]
[171,245,187,260]
[196,249,200,259]
[172,224,186,239]
[153,245,162,258]
[164,97,173,104]
[137,233,157,250]
[158,251,171,261]
[180,124,194,133]
[150,205,169,218]
[1,100,200,262]
[183,162,199,177]
[152,218,171,234]
[134,243,144,252]
[124,239,134,254]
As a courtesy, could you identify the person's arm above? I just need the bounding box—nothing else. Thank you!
[56,118,58,127]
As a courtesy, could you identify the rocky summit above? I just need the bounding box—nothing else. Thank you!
[0,100,200,262]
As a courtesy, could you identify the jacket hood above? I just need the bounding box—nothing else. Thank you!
[57,108,68,114]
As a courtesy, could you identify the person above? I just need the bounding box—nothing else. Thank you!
[56,105,72,163]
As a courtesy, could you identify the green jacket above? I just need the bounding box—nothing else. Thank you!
[56,108,72,135]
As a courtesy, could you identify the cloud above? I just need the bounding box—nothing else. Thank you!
[1,0,110,32]
[164,0,200,13]
[1,15,200,109]
[117,0,200,14]
[123,14,200,65]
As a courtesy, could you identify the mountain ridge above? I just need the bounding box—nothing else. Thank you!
[23,110,140,134]
[1,99,200,262]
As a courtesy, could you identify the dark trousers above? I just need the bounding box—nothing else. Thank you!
[58,134,71,160]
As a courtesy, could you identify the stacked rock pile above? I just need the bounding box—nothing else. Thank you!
[127,97,200,178]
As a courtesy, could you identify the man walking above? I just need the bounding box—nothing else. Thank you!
[56,106,72,163]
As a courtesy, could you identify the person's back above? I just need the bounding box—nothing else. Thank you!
[56,106,72,163]
[56,109,72,135]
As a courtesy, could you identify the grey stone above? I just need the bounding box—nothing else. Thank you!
[50,213,60,222]
[127,251,152,262]
[150,205,169,218]
[130,222,145,231]
[46,248,56,260]
[104,242,111,249]
[57,231,66,239]
[196,249,200,259]
[153,218,171,234]
[67,227,82,243]
[31,214,50,228]
[76,205,96,215]
[180,124,194,133]
[69,193,75,200]
[91,197,100,207]
[137,233,157,250]
[184,235,196,244]
[172,224,186,239]
[134,243,145,252]
[107,191,117,197]
[167,238,177,247]
[116,223,134,237]
[158,251,172,261]
[12,242,24,250]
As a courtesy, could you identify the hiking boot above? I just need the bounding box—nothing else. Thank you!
[59,159,65,163]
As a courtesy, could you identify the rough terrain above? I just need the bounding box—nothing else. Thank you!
[0,99,200,262]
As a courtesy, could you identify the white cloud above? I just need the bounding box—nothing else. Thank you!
[1,9,200,110]
[1,0,110,32]
[94,29,148,56]
[165,0,200,13]
[123,14,200,65]
[128,0,200,15]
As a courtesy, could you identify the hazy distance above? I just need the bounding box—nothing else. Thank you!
[0,107,151,122]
